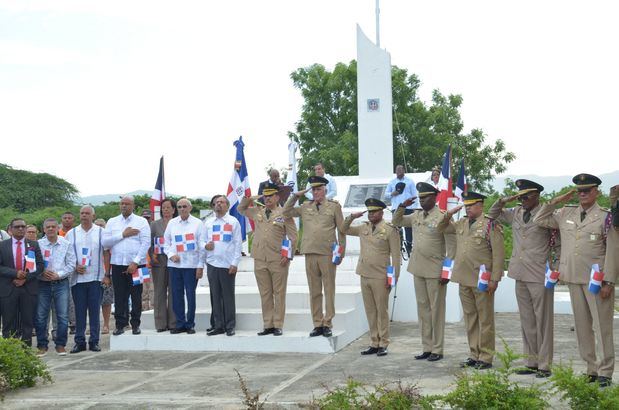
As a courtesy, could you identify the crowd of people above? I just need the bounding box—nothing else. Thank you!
[0,163,617,387]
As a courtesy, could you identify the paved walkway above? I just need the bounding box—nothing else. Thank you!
[5,313,618,409]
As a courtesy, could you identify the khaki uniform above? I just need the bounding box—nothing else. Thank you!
[437,213,505,364]
[534,202,615,377]
[393,205,454,355]
[342,217,400,348]
[488,201,557,371]
[239,198,297,329]
[283,195,346,328]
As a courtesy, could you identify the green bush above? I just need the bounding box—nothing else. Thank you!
[550,364,619,409]
[0,338,52,398]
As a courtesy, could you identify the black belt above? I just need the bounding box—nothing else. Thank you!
[43,278,68,284]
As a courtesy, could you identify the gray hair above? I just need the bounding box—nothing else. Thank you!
[80,205,96,214]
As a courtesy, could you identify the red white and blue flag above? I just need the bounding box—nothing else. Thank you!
[80,247,91,267]
[154,237,165,255]
[150,156,165,221]
[441,257,454,280]
[588,263,604,294]
[281,238,293,260]
[132,267,151,285]
[455,158,467,201]
[226,137,254,241]
[436,145,453,211]
[25,250,36,272]
[387,265,396,287]
[43,249,51,269]
[212,224,233,242]
[174,233,196,252]
[477,264,491,291]
[545,262,560,289]
[332,242,344,264]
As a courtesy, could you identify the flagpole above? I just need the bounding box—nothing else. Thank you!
[375,0,380,47]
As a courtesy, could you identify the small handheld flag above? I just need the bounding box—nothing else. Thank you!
[544,262,560,289]
[281,238,293,260]
[154,237,165,255]
[80,247,91,267]
[174,233,197,252]
[477,264,491,291]
[441,258,454,280]
[212,224,233,242]
[25,250,36,272]
[43,249,51,269]
[588,264,604,294]
[387,265,396,287]
[132,267,151,285]
[332,242,344,264]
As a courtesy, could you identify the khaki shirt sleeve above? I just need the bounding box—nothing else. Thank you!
[437,213,456,234]
[604,225,618,283]
[238,197,258,218]
[391,206,413,227]
[487,200,514,225]
[533,202,560,229]
[334,203,347,256]
[283,195,301,218]
[490,222,505,281]
[342,215,362,237]
[389,226,401,281]
[284,216,298,253]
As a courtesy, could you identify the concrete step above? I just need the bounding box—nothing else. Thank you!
[212,270,361,287]
[236,254,360,274]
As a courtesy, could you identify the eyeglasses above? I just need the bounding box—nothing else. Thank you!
[177,205,189,209]
[577,188,592,194]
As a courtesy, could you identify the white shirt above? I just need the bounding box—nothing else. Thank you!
[305,173,337,200]
[66,224,106,284]
[164,214,205,269]
[202,213,242,269]
[102,213,151,266]
[38,236,76,280]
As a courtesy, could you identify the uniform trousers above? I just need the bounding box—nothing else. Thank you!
[361,276,390,348]
[305,254,336,328]
[254,259,289,329]
[459,285,495,364]
[414,276,446,355]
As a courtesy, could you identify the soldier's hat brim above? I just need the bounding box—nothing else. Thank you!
[572,173,602,188]
[365,198,387,211]
[416,181,440,197]
[462,191,486,205]
[308,175,329,187]
[514,179,544,194]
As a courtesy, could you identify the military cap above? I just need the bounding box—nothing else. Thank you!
[572,173,602,189]
[515,179,544,194]
[365,198,387,211]
[395,182,406,194]
[416,182,440,197]
[308,175,329,187]
[462,191,486,206]
[262,183,280,197]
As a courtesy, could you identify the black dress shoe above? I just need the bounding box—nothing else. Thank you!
[415,351,431,360]
[206,327,214,332]
[309,327,323,337]
[515,366,538,375]
[89,344,101,352]
[361,346,379,355]
[156,328,167,333]
[597,376,612,387]
[207,328,225,336]
[475,361,493,370]
[70,344,86,354]
[536,369,551,378]
[376,347,388,356]
[460,358,478,368]
[226,329,235,336]
[427,353,443,362]
[586,374,598,383]
[257,328,274,336]
[170,328,186,334]
[272,328,283,336]
[186,328,196,334]
[132,327,141,335]
[322,327,332,337]
[112,328,125,336]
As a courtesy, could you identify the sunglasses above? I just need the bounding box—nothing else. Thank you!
[577,188,592,194]
[177,205,189,209]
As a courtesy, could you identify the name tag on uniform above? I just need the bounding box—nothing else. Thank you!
[590,234,598,241]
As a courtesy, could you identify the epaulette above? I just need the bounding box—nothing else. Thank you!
[565,204,578,207]
[600,207,610,213]
[384,221,396,229]
[328,199,340,204]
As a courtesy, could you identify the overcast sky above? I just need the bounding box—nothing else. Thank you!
[1,0,617,197]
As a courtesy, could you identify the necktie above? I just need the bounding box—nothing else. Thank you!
[265,209,271,220]
[523,210,531,224]
[469,218,476,228]
[316,203,320,212]
[372,224,376,233]
[15,240,23,271]
[580,211,586,222]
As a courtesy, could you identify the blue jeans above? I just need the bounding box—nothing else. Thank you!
[71,281,103,346]
[170,267,198,329]
[35,279,70,348]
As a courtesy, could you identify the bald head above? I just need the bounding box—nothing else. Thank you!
[120,196,135,217]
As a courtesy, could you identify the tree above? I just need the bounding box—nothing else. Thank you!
[289,61,515,193]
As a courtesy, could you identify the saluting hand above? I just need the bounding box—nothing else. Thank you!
[609,185,619,204]
[447,204,464,217]
[350,211,366,219]
[401,197,417,208]
[551,189,576,205]
[500,193,523,204]
[294,188,310,198]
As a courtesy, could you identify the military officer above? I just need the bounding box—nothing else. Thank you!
[283,176,347,338]
[238,184,297,336]
[392,182,452,362]
[533,174,614,387]
[343,198,400,356]
[488,179,558,378]
[437,191,505,370]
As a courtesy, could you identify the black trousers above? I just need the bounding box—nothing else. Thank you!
[0,288,37,346]
[402,208,414,254]
[207,264,236,330]
[111,265,143,329]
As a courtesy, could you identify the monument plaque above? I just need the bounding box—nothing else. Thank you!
[344,183,391,208]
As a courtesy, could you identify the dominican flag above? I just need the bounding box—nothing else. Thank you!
[455,159,467,201]
[212,224,233,242]
[226,137,254,241]
[441,257,454,280]
[387,265,396,287]
[150,156,165,221]
[588,264,604,294]
[436,145,453,211]
[477,264,491,291]
[544,262,560,289]
[43,249,51,269]
[132,267,151,285]
[154,237,165,255]
[80,247,91,267]
[332,242,344,264]
[281,238,293,259]
[25,250,36,272]
[174,233,196,252]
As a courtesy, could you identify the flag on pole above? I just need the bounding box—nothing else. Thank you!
[331,242,344,264]
[150,156,165,221]
[154,237,165,255]
[455,158,467,201]
[281,238,293,260]
[441,257,454,280]
[544,262,560,289]
[436,145,452,211]
[43,249,51,269]
[80,247,91,267]
[132,267,151,285]
[286,141,298,192]
[477,264,491,291]
[212,224,234,242]
[387,265,396,287]
[174,233,197,252]
[25,250,36,272]
[588,264,604,294]
[226,136,254,241]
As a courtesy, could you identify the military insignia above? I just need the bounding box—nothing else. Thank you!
[273,217,285,224]
[580,175,586,182]
[516,180,522,187]
[257,214,264,222]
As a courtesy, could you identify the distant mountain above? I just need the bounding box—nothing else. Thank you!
[492,170,619,194]
[78,190,212,206]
